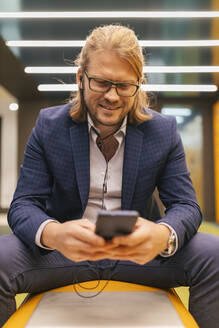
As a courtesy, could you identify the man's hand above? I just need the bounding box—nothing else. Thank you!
[105,217,170,265]
[41,219,117,262]
[41,217,170,265]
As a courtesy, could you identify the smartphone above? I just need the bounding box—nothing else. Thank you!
[95,210,139,241]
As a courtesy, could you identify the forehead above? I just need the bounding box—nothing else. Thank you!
[87,50,138,82]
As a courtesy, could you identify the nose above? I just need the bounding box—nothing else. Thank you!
[104,85,120,102]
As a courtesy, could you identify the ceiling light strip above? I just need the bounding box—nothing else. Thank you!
[38,84,78,91]
[6,41,86,47]
[139,40,219,47]
[7,40,219,47]
[143,66,219,73]
[25,66,219,74]
[1,11,219,18]
[25,67,79,73]
[141,84,217,92]
[37,84,218,92]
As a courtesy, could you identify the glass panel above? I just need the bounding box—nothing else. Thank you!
[161,106,203,211]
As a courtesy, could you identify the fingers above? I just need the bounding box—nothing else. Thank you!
[80,218,96,230]
[112,229,147,247]
[72,225,105,246]
[60,219,104,247]
[107,243,151,258]
[103,245,155,265]
[111,217,154,247]
[64,245,122,262]
[73,250,118,262]
[54,220,121,262]
[104,251,150,265]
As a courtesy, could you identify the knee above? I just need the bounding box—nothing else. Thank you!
[191,233,219,257]
[0,234,23,277]
[187,233,219,272]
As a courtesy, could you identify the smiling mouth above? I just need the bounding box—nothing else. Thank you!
[99,104,120,111]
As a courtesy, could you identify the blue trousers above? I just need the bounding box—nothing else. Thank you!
[1,232,219,328]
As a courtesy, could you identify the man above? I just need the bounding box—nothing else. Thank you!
[0,24,219,327]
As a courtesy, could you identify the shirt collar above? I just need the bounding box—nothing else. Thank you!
[87,113,127,137]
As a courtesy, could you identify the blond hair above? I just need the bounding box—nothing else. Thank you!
[69,24,151,123]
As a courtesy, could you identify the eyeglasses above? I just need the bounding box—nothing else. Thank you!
[84,71,139,97]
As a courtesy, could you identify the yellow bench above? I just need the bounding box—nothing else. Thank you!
[3,280,198,327]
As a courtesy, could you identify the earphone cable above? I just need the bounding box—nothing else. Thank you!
[72,260,119,298]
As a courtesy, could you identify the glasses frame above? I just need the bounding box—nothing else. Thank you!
[84,71,140,97]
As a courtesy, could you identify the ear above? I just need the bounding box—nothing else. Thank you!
[76,68,83,89]
[139,77,144,85]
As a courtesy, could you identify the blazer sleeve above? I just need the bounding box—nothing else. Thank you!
[156,117,202,250]
[8,110,54,249]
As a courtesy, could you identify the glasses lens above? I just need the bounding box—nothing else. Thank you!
[90,78,111,93]
[117,84,138,97]
[89,76,138,97]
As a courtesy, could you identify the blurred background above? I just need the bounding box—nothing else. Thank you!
[0,0,219,224]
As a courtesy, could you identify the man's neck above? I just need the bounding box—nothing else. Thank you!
[88,114,125,138]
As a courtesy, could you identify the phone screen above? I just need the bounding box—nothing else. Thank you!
[95,210,139,241]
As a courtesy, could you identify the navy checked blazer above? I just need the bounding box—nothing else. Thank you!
[8,103,202,251]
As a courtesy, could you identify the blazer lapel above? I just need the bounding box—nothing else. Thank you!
[70,122,90,211]
[122,125,143,209]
